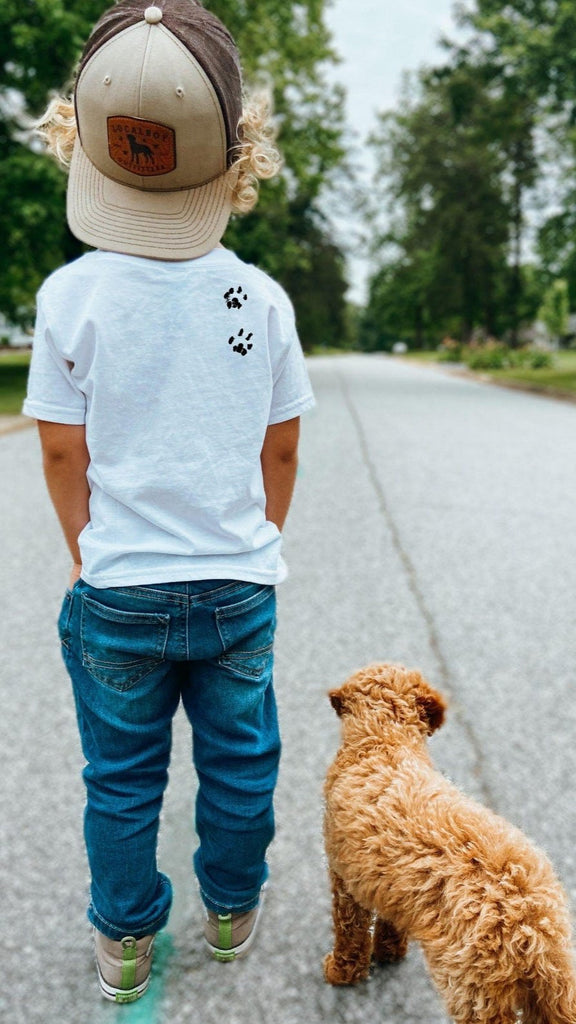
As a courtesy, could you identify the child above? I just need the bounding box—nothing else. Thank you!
[23,0,314,1003]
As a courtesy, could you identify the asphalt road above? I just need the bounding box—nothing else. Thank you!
[1,353,575,1024]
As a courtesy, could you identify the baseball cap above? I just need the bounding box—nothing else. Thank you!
[67,0,243,260]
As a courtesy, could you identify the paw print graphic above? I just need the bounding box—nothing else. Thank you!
[228,327,254,356]
[224,285,248,309]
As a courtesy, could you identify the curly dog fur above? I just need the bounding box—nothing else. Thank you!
[323,663,576,1024]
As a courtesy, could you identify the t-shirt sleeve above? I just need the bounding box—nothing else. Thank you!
[22,292,87,424]
[267,300,315,425]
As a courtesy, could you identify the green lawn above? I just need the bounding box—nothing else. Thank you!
[397,350,439,363]
[401,349,576,397]
[489,351,576,394]
[0,349,31,415]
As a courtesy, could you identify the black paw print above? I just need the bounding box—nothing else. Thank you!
[224,285,248,309]
[228,327,253,355]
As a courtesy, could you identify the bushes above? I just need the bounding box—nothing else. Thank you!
[437,337,554,371]
[465,340,509,370]
[438,337,464,363]
[525,349,554,369]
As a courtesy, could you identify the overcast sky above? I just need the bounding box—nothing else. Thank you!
[324,0,464,300]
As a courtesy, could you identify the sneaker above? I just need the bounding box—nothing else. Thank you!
[94,929,155,1003]
[204,891,266,963]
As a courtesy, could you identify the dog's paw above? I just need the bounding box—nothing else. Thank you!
[323,952,369,986]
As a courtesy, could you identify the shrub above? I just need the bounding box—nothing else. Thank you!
[506,348,532,368]
[438,336,463,362]
[528,349,553,369]
[463,342,554,373]
[465,340,508,370]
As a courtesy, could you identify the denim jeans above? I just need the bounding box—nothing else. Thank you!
[58,578,279,941]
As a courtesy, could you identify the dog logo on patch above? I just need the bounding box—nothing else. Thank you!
[107,116,176,176]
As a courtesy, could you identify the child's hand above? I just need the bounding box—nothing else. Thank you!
[69,563,82,589]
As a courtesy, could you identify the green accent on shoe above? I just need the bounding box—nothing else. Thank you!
[212,948,236,963]
[120,937,137,991]
[217,914,233,950]
[115,987,141,1004]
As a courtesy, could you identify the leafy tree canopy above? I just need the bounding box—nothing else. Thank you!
[362,4,552,348]
[364,63,529,344]
[461,0,576,110]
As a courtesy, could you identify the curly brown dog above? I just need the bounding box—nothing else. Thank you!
[323,663,576,1024]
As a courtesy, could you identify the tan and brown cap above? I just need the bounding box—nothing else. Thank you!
[67,0,243,259]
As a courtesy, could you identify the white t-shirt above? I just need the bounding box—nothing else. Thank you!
[24,248,315,587]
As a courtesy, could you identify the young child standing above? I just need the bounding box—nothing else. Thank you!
[23,0,314,1003]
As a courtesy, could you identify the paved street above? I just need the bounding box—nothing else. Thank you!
[2,353,576,1024]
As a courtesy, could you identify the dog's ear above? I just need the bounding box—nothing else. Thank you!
[329,689,349,717]
[414,687,447,734]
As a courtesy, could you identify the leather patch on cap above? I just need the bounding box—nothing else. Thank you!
[107,116,176,176]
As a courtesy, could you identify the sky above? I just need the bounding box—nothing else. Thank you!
[324,0,465,301]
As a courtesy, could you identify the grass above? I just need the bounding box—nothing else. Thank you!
[489,351,576,394]
[0,349,31,415]
[401,348,576,398]
[396,350,439,363]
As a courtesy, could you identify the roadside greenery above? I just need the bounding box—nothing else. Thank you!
[361,0,576,351]
[401,345,576,400]
[0,349,31,415]
[438,339,553,371]
[537,280,570,346]
[488,351,576,395]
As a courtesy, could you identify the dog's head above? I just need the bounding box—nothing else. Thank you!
[328,663,447,737]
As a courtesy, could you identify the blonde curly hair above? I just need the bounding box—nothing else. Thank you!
[35,89,281,214]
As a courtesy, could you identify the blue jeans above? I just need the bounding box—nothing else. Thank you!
[58,578,279,941]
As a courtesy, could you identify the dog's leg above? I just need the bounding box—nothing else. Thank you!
[323,870,373,985]
[372,917,408,964]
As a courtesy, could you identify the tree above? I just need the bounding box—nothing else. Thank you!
[279,203,352,351]
[359,249,439,351]
[456,0,576,330]
[364,66,515,345]
[362,0,550,349]
[462,0,576,114]
[0,0,350,346]
[538,279,569,345]
[0,0,102,324]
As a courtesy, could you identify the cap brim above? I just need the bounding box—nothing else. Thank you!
[67,137,232,260]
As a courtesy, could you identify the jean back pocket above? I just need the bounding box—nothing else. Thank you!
[80,594,170,691]
[216,584,276,682]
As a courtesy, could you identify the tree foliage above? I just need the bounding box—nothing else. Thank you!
[362,60,541,346]
[538,278,569,342]
[464,0,576,112]
[462,0,576,328]
[360,0,574,349]
[0,0,349,348]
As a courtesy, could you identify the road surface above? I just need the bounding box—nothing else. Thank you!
[2,354,575,1024]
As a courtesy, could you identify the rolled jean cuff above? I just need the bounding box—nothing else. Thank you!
[88,872,173,940]
[197,864,269,916]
